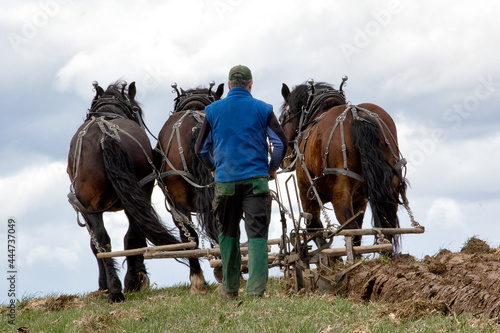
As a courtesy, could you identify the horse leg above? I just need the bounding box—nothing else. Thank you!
[84,212,124,302]
[123,225,149,293]
[351,191,368,248]
[299,191,326,249]
[331,178,362,244]
[174,206,207,294]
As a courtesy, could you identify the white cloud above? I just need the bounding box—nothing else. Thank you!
[426,198,464,229]
[23,244,80,270]
[0,160,69,219]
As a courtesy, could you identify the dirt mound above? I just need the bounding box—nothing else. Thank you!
[338,237,500,319]
[21,295,83,312]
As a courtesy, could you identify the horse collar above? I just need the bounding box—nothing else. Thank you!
[88,96,135,120]
[174,94,215,112]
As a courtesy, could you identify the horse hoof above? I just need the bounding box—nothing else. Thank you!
[138,271,150,291]
[108,292,125,303]
[189,274,208,294]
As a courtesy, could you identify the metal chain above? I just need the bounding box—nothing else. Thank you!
[177,216,196,244]
[156,170,218,248]
[321,205,336,229]
[85,222,107,253]
[404,201,421,228]
[178,214,217,248]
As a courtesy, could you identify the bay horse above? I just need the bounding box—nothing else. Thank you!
[67,81,179,302]
[155,82,224,293]
[279,80,408,253]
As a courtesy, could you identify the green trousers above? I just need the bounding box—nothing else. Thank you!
[219,236,268,296]
[215,178,271,296]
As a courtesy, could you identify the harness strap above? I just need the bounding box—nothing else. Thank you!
[72,117,96,186]
[67,191,119,215]
[176,122,189,172]
[157,110,215,189]
[323,168,363,182]
[162,110,193,174]
[89,111,126,120]
[292,104,408,186]
[355,106,401,162]
[302,89,346,129]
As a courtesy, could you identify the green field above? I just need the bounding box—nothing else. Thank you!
[1,277,498,333]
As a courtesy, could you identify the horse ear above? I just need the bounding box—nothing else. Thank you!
[214,83,224,100]
[281,83,290,102]
[128,82,136,99]
[97,86,104,97]
[180,88,186,94]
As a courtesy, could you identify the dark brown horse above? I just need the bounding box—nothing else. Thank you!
[155,82,224,293]
[280,80,408,252]
[67,81,179,302]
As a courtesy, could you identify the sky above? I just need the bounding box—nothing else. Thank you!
[1,0,500,304]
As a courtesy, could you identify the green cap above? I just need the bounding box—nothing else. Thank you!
[228,65,252,80]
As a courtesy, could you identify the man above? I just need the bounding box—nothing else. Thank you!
[195,65,288,299]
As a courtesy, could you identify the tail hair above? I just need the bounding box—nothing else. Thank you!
[102,137,180,246]
[351,117,405,252]
[191,127,219,244]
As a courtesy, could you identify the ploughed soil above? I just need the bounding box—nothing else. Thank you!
[332,237,500,320]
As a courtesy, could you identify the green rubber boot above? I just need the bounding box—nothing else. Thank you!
[246,238,268,297]
[219,234,241,293]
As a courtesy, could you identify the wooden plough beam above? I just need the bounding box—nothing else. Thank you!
[96,238,282,260]
[96,242,197,259]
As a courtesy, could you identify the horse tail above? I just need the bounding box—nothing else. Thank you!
[351,116,404,252]
[102,137,180,246]
[191,126,218,245]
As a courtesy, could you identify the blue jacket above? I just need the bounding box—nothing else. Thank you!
[195,87,287,182]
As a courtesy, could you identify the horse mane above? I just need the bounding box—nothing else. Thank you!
[103,81,144,119]
[282,82,346,116]
[174,86,214,112]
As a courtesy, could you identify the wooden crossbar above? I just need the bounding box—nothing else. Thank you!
[96,241,197,259]
[321,243,393,257]
[336,227,425,236]
[210,254,278,268]
[96,238,282,260]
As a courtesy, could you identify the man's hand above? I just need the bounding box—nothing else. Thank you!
[268,169,277,180]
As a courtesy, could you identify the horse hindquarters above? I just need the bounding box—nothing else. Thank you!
[351,117,401,252]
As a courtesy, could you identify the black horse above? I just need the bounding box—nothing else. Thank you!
[68,81,179,302]
[155,82,224,293]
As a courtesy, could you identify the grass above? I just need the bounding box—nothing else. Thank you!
[1,277,499,333]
